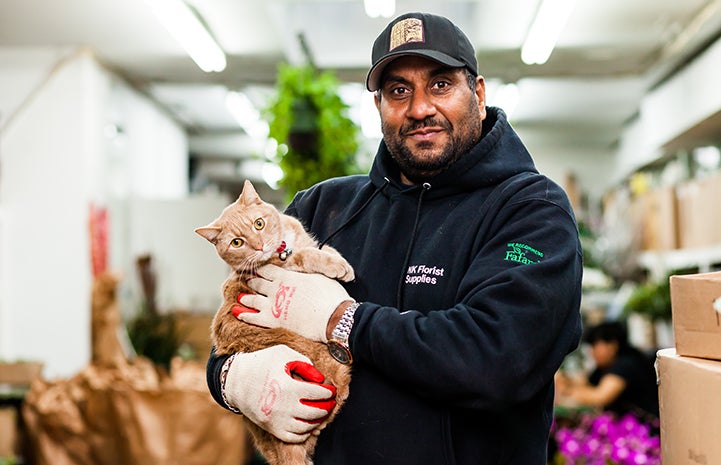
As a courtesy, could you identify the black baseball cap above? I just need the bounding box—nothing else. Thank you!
[366,12,479,92]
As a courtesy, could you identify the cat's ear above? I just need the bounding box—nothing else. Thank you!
[195,225,222,244]
[238,180,261,205]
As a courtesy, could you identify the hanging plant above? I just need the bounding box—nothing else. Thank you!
[265,63,362,198]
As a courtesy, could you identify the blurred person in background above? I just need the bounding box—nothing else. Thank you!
[555,320,659,422]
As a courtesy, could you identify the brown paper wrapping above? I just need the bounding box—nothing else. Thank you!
[21,272,251,465]
[22,358,252,465]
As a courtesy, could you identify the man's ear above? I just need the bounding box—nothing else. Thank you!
[374,91,381,111]
[476,75,487,121]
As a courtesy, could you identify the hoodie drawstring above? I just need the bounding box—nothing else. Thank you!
[396,182,431,310]
[318,177,391,249]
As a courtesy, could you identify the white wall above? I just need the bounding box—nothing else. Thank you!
[0,52,99,378]
[541,151,615,207]
[101,76,233,323]
[524,31,721,199]
[117,195,233,316]
[0,48,75,127]
[0,49,192,378]
[612,31,721,187]
[106,82,189,200]
[517,127,616,202]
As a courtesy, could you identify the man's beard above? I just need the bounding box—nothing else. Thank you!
[382,101,483,183]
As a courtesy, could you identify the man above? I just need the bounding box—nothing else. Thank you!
[207,12,583,465]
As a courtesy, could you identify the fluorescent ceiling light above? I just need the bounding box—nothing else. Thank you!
[144,0,226,72]
[521,0,576,65]
[364,0,395,18]
[694,146,721,170]
[262,163,284,190]
[225,91,269,139]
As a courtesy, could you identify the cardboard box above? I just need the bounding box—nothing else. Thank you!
[670,271,721,360]
[0,361,43,386]
[657,348,721,465]
[675,174,721,249]
[640,187,678,251]
[0,407,18,457]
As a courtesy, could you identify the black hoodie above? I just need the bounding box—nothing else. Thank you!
[207,107,583,465]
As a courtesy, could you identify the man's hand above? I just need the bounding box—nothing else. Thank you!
[237,264,353,342]
[223,345,337,443]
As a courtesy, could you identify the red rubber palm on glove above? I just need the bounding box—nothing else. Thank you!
[237,264,352,342]
[223,345,337,443]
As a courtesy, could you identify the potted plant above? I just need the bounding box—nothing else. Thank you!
[265,63,362,199]
[623,279,672,323]
[622,278,673,349]
[127,255,181,369]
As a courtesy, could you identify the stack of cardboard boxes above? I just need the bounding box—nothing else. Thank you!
[633,171,721,252]
[658,270,721,464]
[0,361,43,460]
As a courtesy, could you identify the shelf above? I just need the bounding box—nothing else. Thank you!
[638,244,721,279]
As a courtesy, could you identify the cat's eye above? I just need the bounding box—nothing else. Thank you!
[253,218,265,230]
[230,238,244,248]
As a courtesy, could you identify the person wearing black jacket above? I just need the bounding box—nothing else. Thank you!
[207,12,583,465]
[556,321,659,421]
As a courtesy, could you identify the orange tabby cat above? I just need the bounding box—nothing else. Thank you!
[195,180,352,465]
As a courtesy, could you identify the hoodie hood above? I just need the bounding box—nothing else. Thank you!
[368,106,538,199]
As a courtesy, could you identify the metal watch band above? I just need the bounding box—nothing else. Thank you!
[332,301,360,342]
[328,301,360,364]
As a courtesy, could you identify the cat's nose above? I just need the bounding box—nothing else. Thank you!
[254,243,264,251]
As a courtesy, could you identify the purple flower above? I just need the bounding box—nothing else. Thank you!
[552,411,661,465]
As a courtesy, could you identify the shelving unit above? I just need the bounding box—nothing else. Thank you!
[638,244,721,280]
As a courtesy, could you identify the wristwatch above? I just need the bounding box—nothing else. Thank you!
[328,301,360,365]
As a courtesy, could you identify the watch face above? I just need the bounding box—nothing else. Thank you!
[328,341,352,365]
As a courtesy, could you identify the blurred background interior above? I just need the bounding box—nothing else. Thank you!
[2,1,721,464]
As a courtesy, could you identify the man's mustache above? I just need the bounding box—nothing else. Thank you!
[400,118,451,136]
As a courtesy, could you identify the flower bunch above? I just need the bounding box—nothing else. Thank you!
[553,411,661,465]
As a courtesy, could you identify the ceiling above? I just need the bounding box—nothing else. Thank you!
[2,0,721,187]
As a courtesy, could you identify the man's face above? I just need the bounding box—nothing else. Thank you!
[374,56,486,183]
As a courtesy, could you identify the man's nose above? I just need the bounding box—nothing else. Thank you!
[406,90,437,120]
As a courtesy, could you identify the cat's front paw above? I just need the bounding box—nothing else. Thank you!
[338,264,355,282]
[326,261,355,282]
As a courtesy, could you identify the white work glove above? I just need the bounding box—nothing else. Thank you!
[238,264,352,343]
[223,345,337,443]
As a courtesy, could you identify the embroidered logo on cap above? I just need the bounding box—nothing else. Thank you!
[389,18,425,51]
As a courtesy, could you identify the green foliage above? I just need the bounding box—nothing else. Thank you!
[265,64,362,198]
[577,220,600,269]
[623,279,672,321]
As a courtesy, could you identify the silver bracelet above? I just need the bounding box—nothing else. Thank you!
[220,353,241,413]
[333,301,360,341]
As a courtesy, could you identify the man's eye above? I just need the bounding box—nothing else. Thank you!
[231,238,244,247]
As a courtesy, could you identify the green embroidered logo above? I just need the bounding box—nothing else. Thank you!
[504,242,543,265]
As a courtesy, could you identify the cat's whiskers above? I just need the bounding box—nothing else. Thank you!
[239,256,267,280]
